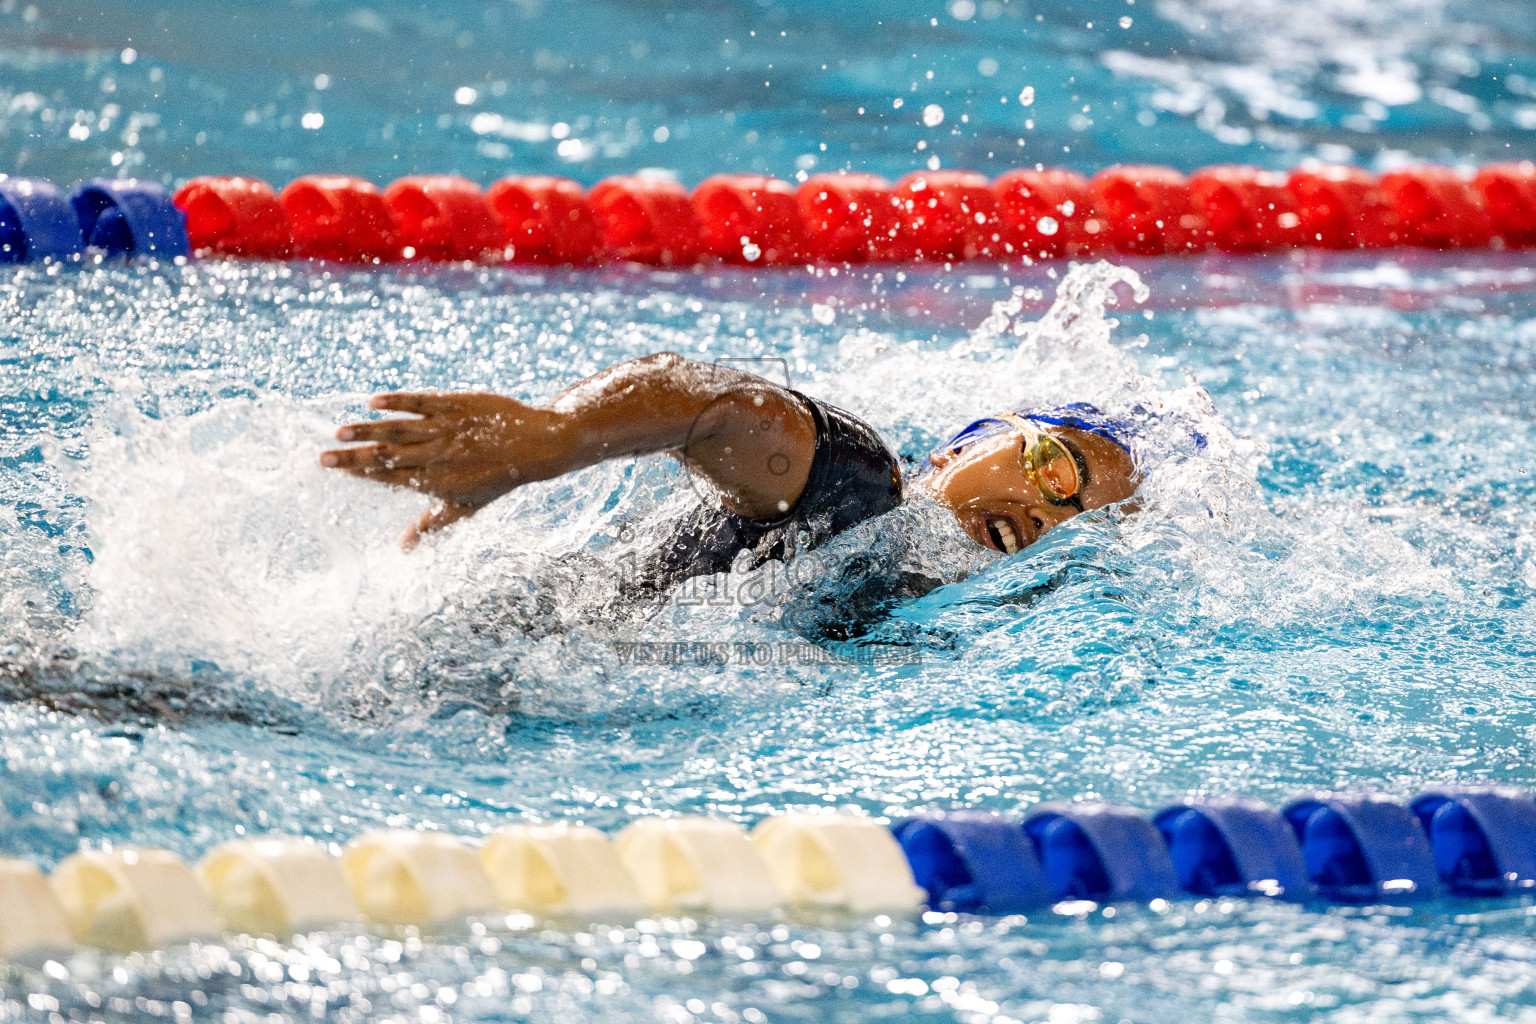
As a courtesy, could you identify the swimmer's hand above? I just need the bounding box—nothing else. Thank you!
[324,353,817,550]
[322,392,568,549]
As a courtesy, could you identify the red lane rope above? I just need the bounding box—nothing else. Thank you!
[170,162,1536,266]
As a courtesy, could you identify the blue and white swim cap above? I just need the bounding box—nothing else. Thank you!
[936,402,1138,455]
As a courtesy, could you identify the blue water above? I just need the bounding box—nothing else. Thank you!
[5,1,1536,1022]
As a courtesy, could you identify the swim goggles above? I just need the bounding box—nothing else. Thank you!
[991,412,1089,510]
[933,411,1089,510]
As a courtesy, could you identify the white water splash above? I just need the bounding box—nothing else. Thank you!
[44,260,1464,730]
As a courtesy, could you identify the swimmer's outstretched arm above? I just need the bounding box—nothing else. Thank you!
[321,353,817,548]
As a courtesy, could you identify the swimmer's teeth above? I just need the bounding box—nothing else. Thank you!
[991,518,1020,555]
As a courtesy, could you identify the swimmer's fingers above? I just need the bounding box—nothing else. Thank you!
[328,466,448,495]
[400,501,477,551]
[319,443,389,472]
[335,418,441,444]
[357,468,431,489]
[369,392,466,415]
[320,439,448,473]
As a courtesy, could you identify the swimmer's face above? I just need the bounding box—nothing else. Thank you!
[915,424,1138,554]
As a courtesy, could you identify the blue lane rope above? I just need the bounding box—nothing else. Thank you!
[895,787,1536,913]
[1,176,189,261]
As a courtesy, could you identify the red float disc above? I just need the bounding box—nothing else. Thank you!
[278,175,399,262]
[993,168,1101,259]
[1473,161,1536,247]
[1188,166,1304,252]
[588,176,706,267]
[692,174,805,266]
[173,176,292,259]
[796,173,904,263]
[487,176,602,264]
[1089,165,1205,255]
[1378,166,1493,249]
[1286,165,1397,249]
[894,170,1002,261]
[383,175,502,263]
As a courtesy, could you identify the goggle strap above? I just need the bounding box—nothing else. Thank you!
[998,415,1081,503]
[992,411,1034,433]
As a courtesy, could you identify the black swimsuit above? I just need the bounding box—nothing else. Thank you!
[624,393,903,599]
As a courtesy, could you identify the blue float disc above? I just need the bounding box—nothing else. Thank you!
[1283,794,1441,902]
[1023,802,1179,902]
[69,178,189,258]
[0,200,22,261]
[0,178,84,262]
[891,812,1055,913]
[1411,787,1536,895]
[1155,797,1315,901]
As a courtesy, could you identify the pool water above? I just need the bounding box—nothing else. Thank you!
[5,1,1536,1022]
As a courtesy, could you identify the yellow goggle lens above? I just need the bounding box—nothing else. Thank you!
[1021,434,1081,502]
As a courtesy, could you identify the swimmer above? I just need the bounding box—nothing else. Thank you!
[0,353,1142,723]
[322,353,1139,592]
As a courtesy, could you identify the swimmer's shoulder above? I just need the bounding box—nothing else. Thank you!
[783,391,903,528]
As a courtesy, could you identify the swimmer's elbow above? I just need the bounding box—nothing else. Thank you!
[629,352,781,397]
[618,351,722,396]
[630,351,692,377]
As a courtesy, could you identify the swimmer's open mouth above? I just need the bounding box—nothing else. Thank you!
[986,516,1021,555]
